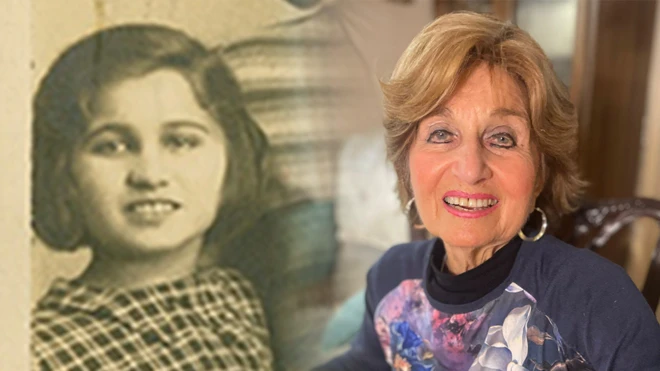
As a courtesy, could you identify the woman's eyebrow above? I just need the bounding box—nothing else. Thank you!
[490,107,528,120]
[430,106,454,119]
[163,121,210,134]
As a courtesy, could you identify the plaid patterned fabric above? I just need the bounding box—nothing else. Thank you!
[31,268,273,370]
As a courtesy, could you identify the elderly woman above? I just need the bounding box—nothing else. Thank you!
[320,12,660,371]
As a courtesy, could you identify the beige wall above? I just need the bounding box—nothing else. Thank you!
[337,0,434,81]
[516,0,577,59]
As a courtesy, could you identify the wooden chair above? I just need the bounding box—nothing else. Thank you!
[564,197,660,310]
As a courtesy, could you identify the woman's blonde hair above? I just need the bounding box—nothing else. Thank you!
[381,11,586,227]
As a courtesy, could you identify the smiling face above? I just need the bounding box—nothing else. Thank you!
[70,69,227,259]
[409,64,539,250]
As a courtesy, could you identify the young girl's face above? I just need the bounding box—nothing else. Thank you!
[70,69,227,258]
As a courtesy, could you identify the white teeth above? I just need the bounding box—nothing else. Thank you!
[443,197,498,209]
[132,202,174,214]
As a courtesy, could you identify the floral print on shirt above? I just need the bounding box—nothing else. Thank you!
[374,281,594,371]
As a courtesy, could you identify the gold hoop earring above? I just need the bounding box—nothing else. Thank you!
[518,207,547,242]
[405,197,425,230]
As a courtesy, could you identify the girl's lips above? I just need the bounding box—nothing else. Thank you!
[124,198,181,212]
[123,198,182,225]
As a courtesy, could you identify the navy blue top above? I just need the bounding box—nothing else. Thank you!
[319,235,660,370]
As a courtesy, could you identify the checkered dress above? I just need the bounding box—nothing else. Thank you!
[31,268,273,370]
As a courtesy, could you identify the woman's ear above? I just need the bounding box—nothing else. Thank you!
[527,199,537,216]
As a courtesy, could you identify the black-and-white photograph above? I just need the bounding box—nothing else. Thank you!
[27,1,358,370]
[27,0,416,369]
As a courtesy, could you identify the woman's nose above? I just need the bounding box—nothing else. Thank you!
[125,148,169,190]
[451,140,492,185]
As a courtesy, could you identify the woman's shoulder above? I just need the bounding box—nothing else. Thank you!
[527,237,660,368]
[530,234,630,283]
[363,239,434,295]
[375,239,434,273]
[527,235,648,309]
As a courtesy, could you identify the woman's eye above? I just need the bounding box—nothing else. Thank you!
[90,140,129,155]
[427,129,453,144]
[490,133,516,148]
[163,134,201,151]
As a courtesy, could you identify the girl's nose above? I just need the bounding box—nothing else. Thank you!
[125,149,169,190]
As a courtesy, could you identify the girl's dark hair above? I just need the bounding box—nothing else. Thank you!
[33,24,275,250]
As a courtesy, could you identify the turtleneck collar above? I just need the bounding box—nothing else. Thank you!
[427,236,523,305]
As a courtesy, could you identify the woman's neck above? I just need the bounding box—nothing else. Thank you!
[77,239,203,290]
[443,240,508,275]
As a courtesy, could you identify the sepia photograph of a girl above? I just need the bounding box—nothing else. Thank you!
[31,24,277,370]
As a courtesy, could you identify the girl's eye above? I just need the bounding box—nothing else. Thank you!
[163,134,201,151]
[90,140,129,155]
[427,129,454,144]
[489,133,516,149]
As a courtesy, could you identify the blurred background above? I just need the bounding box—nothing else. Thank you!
[29,0,660,370]
[275,1,660,368]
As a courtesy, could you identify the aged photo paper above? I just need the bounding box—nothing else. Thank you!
[1,0,31,370]
[23,0,388,370]
[5,0,434,369]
